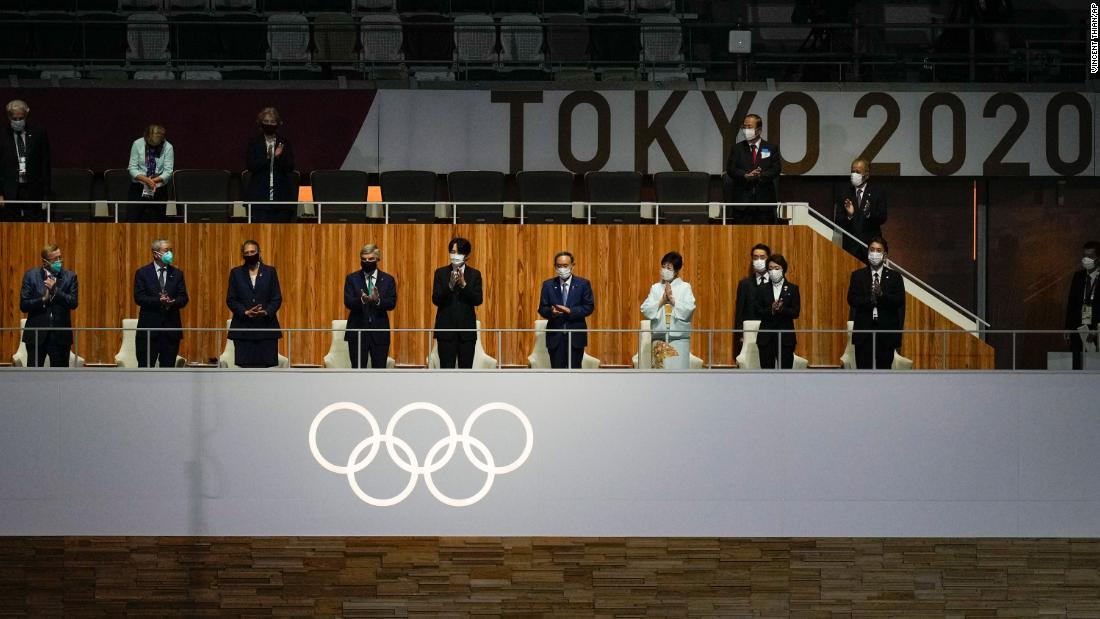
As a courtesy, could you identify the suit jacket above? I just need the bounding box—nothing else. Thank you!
[243,134,296,202]
[0,124,51,200]
[537,275,594,349]
[226,263,282,340]
[835,182,888,249]
[733,272,769,354]
[20,267,78,347]
[432,264,483,342]
[754,280,800,349]
[344,269,397,345]
[1065,269,1100,330]
[134,263,189,340]
[847,266,906,348]
[726,138,782,203]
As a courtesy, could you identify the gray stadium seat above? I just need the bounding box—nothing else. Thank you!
[653,171,710,224]
[49,168,95,222]
[517,170,574,223]
[379,170,437,223]
[585,170,641,223]
[448,170,506,224]
[173,169,232,222]
[311,170,370,223]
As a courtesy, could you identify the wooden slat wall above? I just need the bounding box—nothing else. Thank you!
[1,536,1098,616]
[0,224,993,368]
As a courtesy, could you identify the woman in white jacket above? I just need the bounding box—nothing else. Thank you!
[640,251,696,369]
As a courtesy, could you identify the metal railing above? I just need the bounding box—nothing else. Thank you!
[2,325,1096,371]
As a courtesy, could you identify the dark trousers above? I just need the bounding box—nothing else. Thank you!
[250,203,294,223]
[126,183,170,222]
[548,343,585,369]
[758,341,793,369]
[136,332,180,368]
[3,185,43,221]
[437,339,475,369]
[1069,333,1097,370]
[855,332,896,370]
[28,335,70,368]
[349,339,389,369]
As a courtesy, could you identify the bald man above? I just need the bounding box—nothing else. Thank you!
[834,158,888,262]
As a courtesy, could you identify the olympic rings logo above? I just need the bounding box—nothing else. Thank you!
[308,401,534,507]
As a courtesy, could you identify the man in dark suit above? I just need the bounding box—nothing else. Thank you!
[726,113,782,224]
[432,237,483,369]
[537,251,595,369]
[754,254,801,369]
[1065,240,1099,370]
[847,237,906,370]
[133,239,189,368]
[344,243,397,369]
[733,242,771,361]
[835,158,888,261]
[20,243,77,367]
[0,100,51,221]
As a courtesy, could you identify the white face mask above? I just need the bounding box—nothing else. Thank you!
[742,127,757,141]
[556,266,571,279]
[850,172,865,187]
[1084,257,1097,271]
[868,251,884,267]
[660,267,675,282]
[768,269,784,284]
[449,253,465,265]
[752,258,766,273]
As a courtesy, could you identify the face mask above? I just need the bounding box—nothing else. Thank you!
[752,258,766,273]
[243,254,260,266]
[44,259,61,273]
[10,119,25,132]
[1084,257,1097,271]
[850,172,865,187]
[868,251,884,267]
[742,127,757,141]
[768,269,784,284]
[361,260,377,273]
[556,266,571,279]
[449,253,465,266]
[261,124,278,136]
[660,267,675,282]
[158,250,174,266]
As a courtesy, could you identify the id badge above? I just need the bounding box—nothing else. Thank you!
[17,155,26,182]
[1082,304,1093,325]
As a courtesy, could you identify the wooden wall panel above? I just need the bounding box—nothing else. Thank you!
[2,536,1098,617]
[0,224,992,369]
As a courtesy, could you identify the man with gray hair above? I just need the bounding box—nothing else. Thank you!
[133,239,189,368]
[0,99,51,221]
[343,243,397,368]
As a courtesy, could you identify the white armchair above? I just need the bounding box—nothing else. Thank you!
[11,319,86,367]
[840,320,913,370]
[427,320,497,369]
[114,318,187,367]
[218,319,290,368]
[527,319,600,369]
[632,319,703,369]
[734,319,808,369]
[323,319,396,368]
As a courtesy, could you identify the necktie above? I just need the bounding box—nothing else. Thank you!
[750,144,758,165]
[872,272,880,320]
[873,272,879,288]
[562,281,569,304]
[15,132,25,159]
[759,276,766,286]
[367,274,373,296]
[158,267,166,292]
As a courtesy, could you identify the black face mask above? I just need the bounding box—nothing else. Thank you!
[243,254,260,266]
[361,261,377,273]
[261,124,278,136]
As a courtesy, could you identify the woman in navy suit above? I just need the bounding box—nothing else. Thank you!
[243,107,296,223]
[754,254,801,369]
[226,239,282,368]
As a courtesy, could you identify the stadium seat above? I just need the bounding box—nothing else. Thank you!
[213,0,258,9]
[516,170,573,223]
[268,13,311,63]
[426,320,498,369]
[11,320,86,368]
[240,170,302,219]
[39,66,82,80]
[544,13,589,77]
[653,171,710,224]
[49,168,95,222]
[590,14,638,79]
[121,0,165,9]
[173,13,223,62]
[379,170,438,223]
[640,14,687,81]
[632,319,703,369]
[313,13,359,64]
[403,13,455,80]
[322,320,396,369]
[360,14,405,78]
[82,13,128,63]
[734,320,809,370]
[840,320,914,370]
[104,167,160,222]
[585,0,626,12]
[220,13,267,65]
[454,14,498,72]
[585,171,641,223]
[180,69,223,79]
[0,15,31,63]
[527,319,601,369]
[114,319,188,368]
[356,0,395,10]
[30,13,78,61]
[133,68,176,79]
[311,169,371,223]
[173,169,232,222]
[499,14,545,75]
[635,0,673,11]
[218,319,289,368]
[448,170,506,223]
[127,13,171,61]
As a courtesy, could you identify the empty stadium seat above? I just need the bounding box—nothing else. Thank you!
[454,14,498,66]
[311,170,371,223]
[49,168,95,222]
[220,13,267,64]
[133,68,176,79]
[173,169,232,222]
[517,170,573,223]
[127,13,171,61]
[214,0,258,9]
[544,13,589,76]
[590,14,638,79]
[122,0,165,9]
[0,14,31,62]
[356,0,395,10]
[378,170,438,223]
[653,171,710,224]
[172,13,222,62]
[635,0,673,11]
[104,167,156,222]
[361,14,405,78]
[313,13,359,64]
[268,13,311,63]
[30,13,79,61]
[500,14,544,67]
[82,13,128,63]
[448,170,506,223]
[585,171,641,223]
[585,0,626,12]
[640,14,686,80]
[403,13,455,79]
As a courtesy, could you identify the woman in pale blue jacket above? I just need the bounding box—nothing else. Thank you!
[127,124,174,221]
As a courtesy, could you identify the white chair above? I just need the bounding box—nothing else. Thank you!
[127,13,171,61]
[734,319,809,370]
[426,320,497,369]
[840,320,913,370]
[114,318,187,368]
[322,320,396,369]
[500,14,544,67]
[454,14,498,64]
[632,319,703,369]
[268,14,311,63]
[218,319,290,368]
[527,319,600,369]
[11,319,85,368]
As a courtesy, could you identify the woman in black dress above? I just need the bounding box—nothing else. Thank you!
[226,240,283,368]
[243,107,296,223]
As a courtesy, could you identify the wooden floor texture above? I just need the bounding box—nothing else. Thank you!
[2,537,1099,617]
